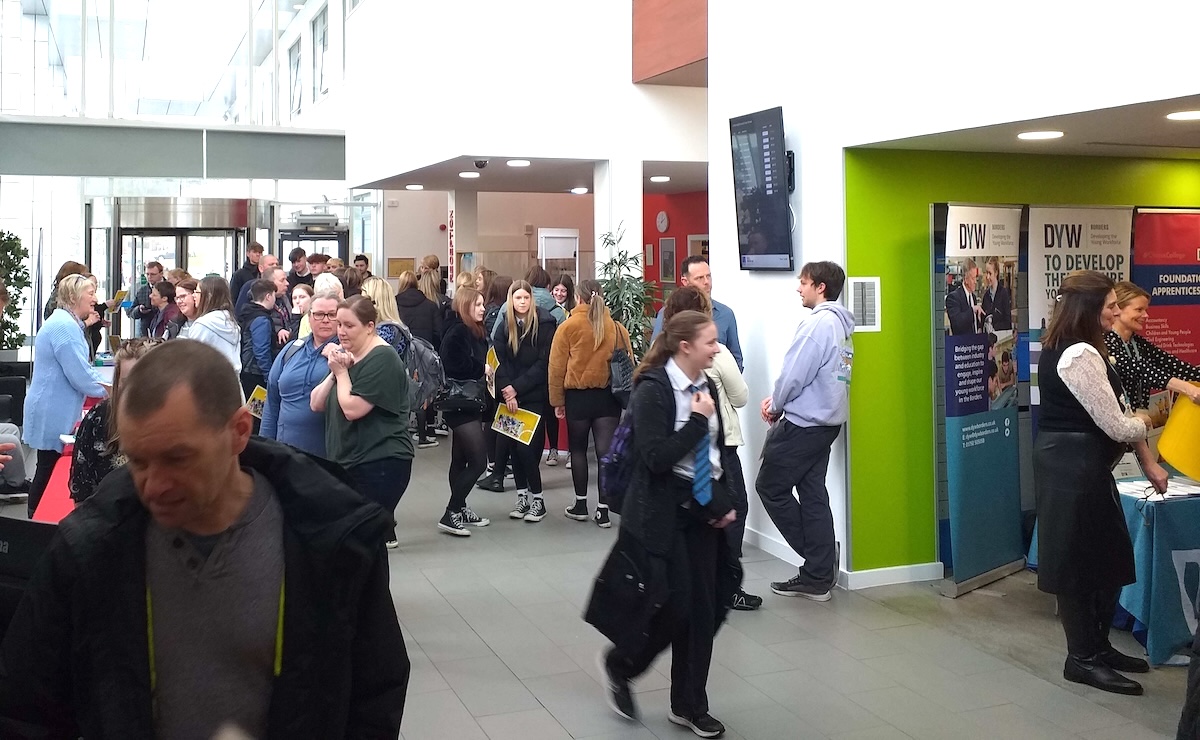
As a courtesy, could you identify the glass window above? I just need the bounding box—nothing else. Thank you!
[312,7,329,102]
[289,40,302,117]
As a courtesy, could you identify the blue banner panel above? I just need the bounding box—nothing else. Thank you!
[945,335,989,418]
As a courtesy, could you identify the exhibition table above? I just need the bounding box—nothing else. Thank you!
[31,395,104,525]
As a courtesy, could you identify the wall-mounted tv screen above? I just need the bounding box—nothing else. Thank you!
[730,106,793,271]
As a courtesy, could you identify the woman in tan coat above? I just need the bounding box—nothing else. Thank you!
[548,279,631,528]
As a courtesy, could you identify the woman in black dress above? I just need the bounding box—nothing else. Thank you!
[1034,270,1160,696]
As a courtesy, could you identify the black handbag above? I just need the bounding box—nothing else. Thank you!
[433,378,487,414]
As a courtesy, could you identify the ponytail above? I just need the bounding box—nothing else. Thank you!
[576,279,609,350]
[634,310,713,382]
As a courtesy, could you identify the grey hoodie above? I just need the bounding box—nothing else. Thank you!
[490,287,565,343]
[771,301,855,427]
[188,309,243,375]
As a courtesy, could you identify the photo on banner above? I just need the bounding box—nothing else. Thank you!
[937,204,1024,589]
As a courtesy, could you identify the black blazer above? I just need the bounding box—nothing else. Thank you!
[492,307,556,407]
[945,284,979,335]
[982,283,1012,331]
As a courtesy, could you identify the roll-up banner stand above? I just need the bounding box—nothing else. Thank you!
[1131,210,1200,366]
[933,204,1026,597]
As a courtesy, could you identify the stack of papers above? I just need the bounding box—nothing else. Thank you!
[1118,478,1200,501]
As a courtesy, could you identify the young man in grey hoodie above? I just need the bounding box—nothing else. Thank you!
[756,261,854,601]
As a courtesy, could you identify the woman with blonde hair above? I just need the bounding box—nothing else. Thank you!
[362,275,408,354]
[1105,280,1200,409]
[24,274,109,516]
[547,279,632,528]
[492,280,557,522]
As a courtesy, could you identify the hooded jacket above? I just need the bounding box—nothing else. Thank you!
[189,309,243,375]
[771,301,855,427]
[395,287,442,346]
[239,301,278,377]
[0,437,409,739]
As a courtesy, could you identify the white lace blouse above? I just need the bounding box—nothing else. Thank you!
[1056,343,1147,443]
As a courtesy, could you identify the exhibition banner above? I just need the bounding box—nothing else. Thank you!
[1131,210,1200,366]
[939,205,1024,586]
[1028,207,1132,405]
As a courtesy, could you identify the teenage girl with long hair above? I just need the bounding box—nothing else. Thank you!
[547,279,632,528]
[544,274,577,467]
[493,280,557,523]
[437,287,492,536]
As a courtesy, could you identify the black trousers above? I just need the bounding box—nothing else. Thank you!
[495,402,546,494]
[754,421,840,585]
[610,510,720,717]
[723,451,748,561]
[1057,588,1121,658]
[28,449,60,519]
[346,457,413,543]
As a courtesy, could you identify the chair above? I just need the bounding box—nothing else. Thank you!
[0,376,26,426]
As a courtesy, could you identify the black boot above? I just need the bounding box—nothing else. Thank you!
[1097,645,1150,674]
[1063,655,1143,695]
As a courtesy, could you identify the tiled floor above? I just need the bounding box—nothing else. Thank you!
[384,443,1188,740]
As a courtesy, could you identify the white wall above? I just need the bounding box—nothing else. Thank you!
[709,0,1200,576]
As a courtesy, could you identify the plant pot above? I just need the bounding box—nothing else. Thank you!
[0,350,18,362]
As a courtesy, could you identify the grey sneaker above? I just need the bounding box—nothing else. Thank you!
[524,496,546,522]
[770,574,832,601]
[510,494,530,519]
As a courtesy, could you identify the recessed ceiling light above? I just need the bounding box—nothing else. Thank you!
[649,175,671,183]
[1017,130,1064,140]
[1166,110,1200,121]
[506,159,531,167]
[458,172,481,179]
[570,187,589,195]
[405,184,423,191]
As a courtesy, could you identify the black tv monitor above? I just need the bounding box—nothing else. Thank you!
[0,517,57,637]
[730,106,793,271]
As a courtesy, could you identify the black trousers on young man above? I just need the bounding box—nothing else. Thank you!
[754,421,841,586]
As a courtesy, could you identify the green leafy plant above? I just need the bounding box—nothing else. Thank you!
[0,231,29,350]
[597,225,656,361]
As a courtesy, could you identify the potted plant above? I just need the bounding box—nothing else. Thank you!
[597,225,656,361]
[0,231,29,359]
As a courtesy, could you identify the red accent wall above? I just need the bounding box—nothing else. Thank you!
[643,191,708,308]
[632,0,707,83]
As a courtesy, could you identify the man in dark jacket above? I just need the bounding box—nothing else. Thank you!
[0,339,409,740]
[238,279,281,431]
[286,247,314,292]
[230,241,265,303]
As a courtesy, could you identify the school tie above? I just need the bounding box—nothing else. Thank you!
[688,383,712,506]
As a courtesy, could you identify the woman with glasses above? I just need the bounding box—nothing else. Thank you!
[168,278,199,339]
[68,338,162,503]
[187,276,241,375]
[262,292,341,457]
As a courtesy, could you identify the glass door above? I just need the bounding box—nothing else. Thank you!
[278,230,348,262]
[117,232,180,338]
[185,231,237,279]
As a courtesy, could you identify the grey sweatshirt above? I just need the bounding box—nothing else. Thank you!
[771,301,855,427]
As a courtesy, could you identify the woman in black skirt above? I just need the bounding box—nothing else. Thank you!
[1034,270,1158,696]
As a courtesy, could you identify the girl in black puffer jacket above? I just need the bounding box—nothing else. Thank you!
[395,271,443,446]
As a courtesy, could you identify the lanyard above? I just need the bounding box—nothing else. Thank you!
[1120,338,1144,410]
[146,577,285,699]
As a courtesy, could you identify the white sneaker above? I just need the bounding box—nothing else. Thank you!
[545,449,559,466]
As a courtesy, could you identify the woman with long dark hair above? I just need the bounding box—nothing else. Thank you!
[544,273,576,467]
[493,280,557,523]
[547,279,632,528]
[309,295,412,548]
[589,310,739,737]
[437,287,492,536]
[187,276,241,374]
[1034,270,1157,696]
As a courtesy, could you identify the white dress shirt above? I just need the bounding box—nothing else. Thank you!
[664,358,723,483]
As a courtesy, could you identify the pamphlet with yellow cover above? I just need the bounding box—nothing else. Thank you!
[247,385,268,419]
[486,347,499,398]
[492,405,541,445]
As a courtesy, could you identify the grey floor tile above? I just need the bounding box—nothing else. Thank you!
[405,645,450,695]
[957,703,1077,740]
[488,636,582,680]
[844,686,990,740]
[724,608,815,646]
[402,612,495,664]
[767,639,897,695]
[820,591,922,631]
[702,662,787,716]
[966,666,1131,733]
[1084,724,1174,740]
[632,688,751,740]
[744,669,889,736]
[476,708,572,740]
[519,599,604,647]
[861,652,1009,712]
[829,727,914,740]
[435,655,542,717]
[871,623,1012,675]
[572,728,659,740]
[711,624,797,677]
[484,566,565,607]
[560,641,672,694]
[398,688,487,740]
[777,608,909,660]
[721,701,831,739]
[523,670,647,738]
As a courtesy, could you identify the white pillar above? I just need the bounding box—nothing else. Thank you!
[448,190,478,280]
[593,158,643,275]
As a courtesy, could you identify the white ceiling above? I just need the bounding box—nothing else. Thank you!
[362,156,709,195]
[861,94,1200,159]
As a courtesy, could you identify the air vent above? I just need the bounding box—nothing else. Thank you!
[847,277,881,332]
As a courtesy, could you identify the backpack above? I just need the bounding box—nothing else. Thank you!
[375,320,446,409]
[599,407,636,515]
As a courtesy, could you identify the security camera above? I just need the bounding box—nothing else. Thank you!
[474,159,489,169]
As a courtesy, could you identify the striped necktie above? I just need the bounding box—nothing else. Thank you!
[688,383,712,506]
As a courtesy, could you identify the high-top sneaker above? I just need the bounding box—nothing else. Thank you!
[524,496,547,522]
[510,494,530,519]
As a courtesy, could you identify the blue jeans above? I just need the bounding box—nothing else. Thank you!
[347,457,413,543]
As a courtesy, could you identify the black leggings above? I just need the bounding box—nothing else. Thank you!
[546,416,560,450]
[496,404,546,494]
[568,416,619,505]
[447,419,489,512]
[29,449,60,519]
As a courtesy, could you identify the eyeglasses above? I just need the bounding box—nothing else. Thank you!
[311,311,337,321]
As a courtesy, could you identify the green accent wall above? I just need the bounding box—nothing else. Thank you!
[844,149,1200,571]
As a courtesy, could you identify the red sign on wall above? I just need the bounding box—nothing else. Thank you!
[1132,211,1200,365]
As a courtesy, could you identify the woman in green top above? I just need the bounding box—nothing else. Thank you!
[310,295,414,549]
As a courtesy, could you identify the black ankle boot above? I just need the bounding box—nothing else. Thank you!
[1097,646,1150,674]
[1063,654,1143,695]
